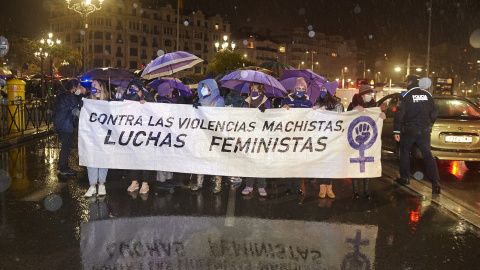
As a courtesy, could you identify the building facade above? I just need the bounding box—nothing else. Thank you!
[49,0,231,76]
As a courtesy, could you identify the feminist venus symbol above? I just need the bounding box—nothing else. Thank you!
[348,116,378,173]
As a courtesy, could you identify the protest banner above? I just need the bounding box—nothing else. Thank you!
[79,99,383,178]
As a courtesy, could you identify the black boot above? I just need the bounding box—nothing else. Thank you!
[352,179,360,199]
[395,177,410,185]
[432,186,441,194]
[364,178,372,200]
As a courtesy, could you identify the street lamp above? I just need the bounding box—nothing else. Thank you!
[306,50,314,70]
[341,67,347,89]
[66,0,104,74]
[214,35,235,52]
[34,49,48,98]
[42,33,61,81]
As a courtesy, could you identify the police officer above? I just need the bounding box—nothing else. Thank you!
[393,75,440,194]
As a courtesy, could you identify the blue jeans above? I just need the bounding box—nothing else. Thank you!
[87,167,108,185]
[57,131,73,172]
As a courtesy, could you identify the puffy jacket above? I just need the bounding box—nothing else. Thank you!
[53,89,79,132]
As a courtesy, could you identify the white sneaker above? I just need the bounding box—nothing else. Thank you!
[98,185,106,196]
[230,177,242,183]
[84,186,97,197]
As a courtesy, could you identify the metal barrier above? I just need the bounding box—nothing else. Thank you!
[0,97,55,139]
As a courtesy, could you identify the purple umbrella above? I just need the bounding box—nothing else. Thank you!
[219,70,286,98]
[80,67,134,97]
[280,69,338,102]
[141,51,203,80]
[147,78,192,97]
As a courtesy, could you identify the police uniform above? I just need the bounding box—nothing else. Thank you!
[393,75,441,194]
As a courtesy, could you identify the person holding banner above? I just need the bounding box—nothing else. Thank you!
[191,78,225,194]
[281,77,312,195]
[84,79,109,198]
[241,83,270,197]
[153,85,182,190]
[313,86,345,199]
[53,79,85,176]
[347,85,377,199]
[123,79,156,195]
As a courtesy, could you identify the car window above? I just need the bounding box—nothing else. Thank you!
[435,99,480,118]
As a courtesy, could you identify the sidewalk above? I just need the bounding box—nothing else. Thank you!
[0,125,54,149]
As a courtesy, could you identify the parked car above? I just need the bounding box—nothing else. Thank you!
[378,93,480,170]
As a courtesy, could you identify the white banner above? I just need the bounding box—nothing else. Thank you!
[78,99,383,178]
[80,216,378,270]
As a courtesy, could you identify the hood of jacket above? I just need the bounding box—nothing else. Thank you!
[198,79,220,103]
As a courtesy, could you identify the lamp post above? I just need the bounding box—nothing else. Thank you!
[41,33,61,82]
[341,67,347,89]
[34,49,48,99]
[66,0,104,74]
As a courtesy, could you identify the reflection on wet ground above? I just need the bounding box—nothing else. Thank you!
[411,158,480,217]
[0,135,479,269]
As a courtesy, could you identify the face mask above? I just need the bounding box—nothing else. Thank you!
[91,87,97,95]
[129,88,138,95]
[74,89,82,95]
[201,87,209,97]
[251,91,259,97]
[364,95,373,103]
[295,91,305,98]
[115,93,122,99]
[319,91,326,99]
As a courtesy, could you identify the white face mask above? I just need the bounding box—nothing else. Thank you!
[74,89,82,95]
[364,95,373,103]
[115,93,122,99]
[200,87,209,97]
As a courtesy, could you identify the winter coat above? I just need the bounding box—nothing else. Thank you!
[393,86,437,134]
[198,79,225,107]
[347,93,375,111]
[243,96,271,110]
[315,94,344,113]
[281,93,312,108]
[122,88,155,102]
[225,91,245,107]
[53,89,79,133]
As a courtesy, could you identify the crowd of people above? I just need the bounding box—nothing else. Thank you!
[54,73,433,202]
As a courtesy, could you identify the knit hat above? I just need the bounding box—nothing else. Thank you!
[359,84,373,95]
[294,77,308,90]
[126,79,147,93]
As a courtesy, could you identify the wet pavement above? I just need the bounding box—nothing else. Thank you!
[0,134,480,269]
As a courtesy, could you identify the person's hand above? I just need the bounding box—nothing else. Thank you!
[394,134,400,142]
[354,106,364,112]
[282,104,290,110]
[139,100,146,104]
[259,106,266,113]
[318,106,326,111]
[312,106,320,110]
[380,112,386,119]
[193,102,201,109]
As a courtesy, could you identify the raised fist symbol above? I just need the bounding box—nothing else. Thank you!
[354,123,371,145]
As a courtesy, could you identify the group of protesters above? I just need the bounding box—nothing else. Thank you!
[52,75,382,200]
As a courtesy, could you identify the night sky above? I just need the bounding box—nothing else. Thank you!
[2,0,480,51]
